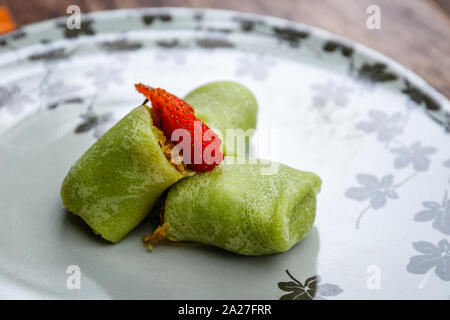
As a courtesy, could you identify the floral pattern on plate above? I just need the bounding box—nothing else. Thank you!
[0,8,448,299]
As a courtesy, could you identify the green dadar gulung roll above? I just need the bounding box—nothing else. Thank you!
[184,81,258,156]
[61,81,257,243]
[154,161,321,255]
[61,105,189,243]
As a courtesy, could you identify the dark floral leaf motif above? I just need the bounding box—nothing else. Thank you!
[358,63,398,83]
[407,239,450,281]
[92,112,115,138]
[205,27,233,34]
[278,270,309,300]
[322,41,353,57]
[142,15,155,25]
[232,17,265,32]
[390,142,437,172]
[57,20,95,39]
[64,97,83,104]
[402,80,441,111]
[278,270,342,300]
[279,290,311,300]
[402,81,425,104]
[414,190,450,235]
[99,38,143,52]
[75,108,115,138]
[196,38,234,49]
[156,39,180,48]
[0,29,27,47]
[28,47,71,62]
[422,95,440,111]
[0,29,26,44]
[48,97,83,110]
[193,12,204,21]
[75,117,97,133]
[142,14,172,25]
[341,46,353,57]
[238,20,254,32]
[159,14,171,22]
[304,275,320,293]
[10,29,26,40]
[278,281,302,292]
[323,41,339,52]
[272,26,309,48]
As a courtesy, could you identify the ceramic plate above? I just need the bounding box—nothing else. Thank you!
[0,8,449,299]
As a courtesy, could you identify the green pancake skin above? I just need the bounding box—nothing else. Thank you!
[184,81,258,156]
[61,105,188,243]
[161,160,321,255]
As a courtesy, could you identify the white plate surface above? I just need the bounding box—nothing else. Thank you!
[0,8,449,299]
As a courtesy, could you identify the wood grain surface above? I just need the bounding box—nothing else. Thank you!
[2,0,449,97]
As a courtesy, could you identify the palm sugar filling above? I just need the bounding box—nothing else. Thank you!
[142,201,202,250]
[148,106,195,175]
[142,105,198,250]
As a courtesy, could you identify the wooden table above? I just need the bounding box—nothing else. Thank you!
[3,0,449,98]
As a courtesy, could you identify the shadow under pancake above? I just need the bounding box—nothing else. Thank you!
[92,225,319,299]
[61,208,112,246]
[59,207,320,299]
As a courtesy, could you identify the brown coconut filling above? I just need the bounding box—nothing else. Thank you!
[142,204,168,250]
[142,202,203,250]
[142,106,197,250]
[148,107,195,175]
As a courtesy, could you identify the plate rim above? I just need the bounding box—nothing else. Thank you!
[0,7,448,132]
[0,7,449,300]
[1,6,448,105]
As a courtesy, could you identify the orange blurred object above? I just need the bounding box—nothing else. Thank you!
[0,5,16,34]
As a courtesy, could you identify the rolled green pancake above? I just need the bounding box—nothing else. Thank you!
[184,81,258,156]
[61,105,190,243]
[152,160,321,255]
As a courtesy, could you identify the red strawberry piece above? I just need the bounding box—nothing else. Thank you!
[135,83,195,115]
[135,83,223,171]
